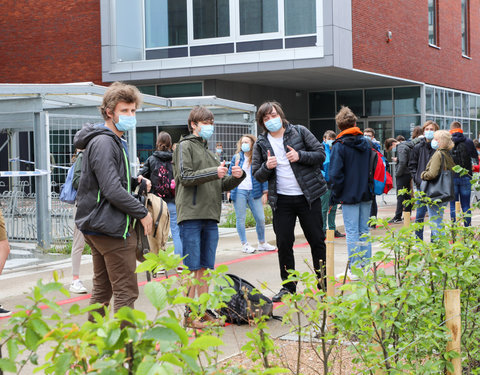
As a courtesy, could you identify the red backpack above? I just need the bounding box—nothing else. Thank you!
[369,148,393,195]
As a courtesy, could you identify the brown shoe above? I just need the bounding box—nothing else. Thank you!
[201,310,225,327]
[184,310,225,329]
[184,315,207,329]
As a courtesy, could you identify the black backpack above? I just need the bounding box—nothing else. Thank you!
[154,160,175,199]
[217,274,276,325]
[451,141,472,174]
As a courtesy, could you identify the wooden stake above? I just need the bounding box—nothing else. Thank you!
[444,289,461,375]
[455,201,462,223]
[326,229,335,328]
[403,211,411,228]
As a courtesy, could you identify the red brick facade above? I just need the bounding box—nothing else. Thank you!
[0,0,103,84]
[352,0,480,93]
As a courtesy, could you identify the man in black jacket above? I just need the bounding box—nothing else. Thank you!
[74,82,153,319]
[252,101,327,302]
[385,138,413,224]
[449,121,479,226]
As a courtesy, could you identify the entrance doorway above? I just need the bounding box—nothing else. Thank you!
[366,119,393,150]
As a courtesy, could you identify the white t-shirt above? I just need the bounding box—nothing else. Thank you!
[267,133,303,195]
[237,158,253,190]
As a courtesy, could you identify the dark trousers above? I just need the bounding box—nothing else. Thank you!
[84,229,139,320]
[394,174,413,220]
[272,195,326,293]
[370,196,378,218]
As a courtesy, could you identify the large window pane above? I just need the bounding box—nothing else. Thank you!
[336,90,363,116]
[394,116,420,140]
[365,88,392,116]
[454,92,462,117]
[462,0,469,55]
[285,0,316,36]
[469,95,476,118]
[116,0,143,61]
[445,91,454,116]
[138,85,156,95]
[137,126,156,163]
[435,88,444,115]
[462,94,469,118]
[394,86,420,115]
[309,92,335,118]
[193,0,230,39]
[158,83,203,97]
[240,0,278,35]
[425,86,434,114]
[310,119,336,141]
[145,0,187,48]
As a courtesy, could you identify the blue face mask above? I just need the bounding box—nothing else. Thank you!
[216,148,222,154]
[265,117,283,132]
[325,139,334,148]
[114,115,136,132]
[364,135,372,140]
[198,124,214,140]
[241,143,251,152]
[431,139,439,150]
[425,130,434,140]
[477,150,480,155]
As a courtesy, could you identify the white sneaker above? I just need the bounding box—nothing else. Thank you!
[336,270,360,281]
[69,279,88,294]
[242,243,256,254]
[258,242,276,251]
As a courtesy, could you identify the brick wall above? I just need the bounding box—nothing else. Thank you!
[0,0,103,84]
[353,0,480,93]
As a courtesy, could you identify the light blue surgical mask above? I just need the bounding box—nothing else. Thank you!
[265,117,283,132]
[477,150,480,155]
[325,139,334,148]
[425,130,434,140]
[364,135,372,140]
[431,139,439,150]
[241,143,251,153]
[216,148,222,154]
[114,115,136,132]
[198,124,214,140]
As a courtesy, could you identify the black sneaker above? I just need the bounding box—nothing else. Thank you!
[388,218,403,224]
[272,288,293,303]
[0,305,11,317]
[334,230,346,238]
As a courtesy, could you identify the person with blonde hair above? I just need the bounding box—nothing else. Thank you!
[227,134,276,253]
[420,130,455,241]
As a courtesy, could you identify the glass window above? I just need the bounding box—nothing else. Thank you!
[446,91,454,116]
[115,0,143,61]
[435,88,444,115]
[477,96,480,119]
[310,119,336,141]
[136,126,157,163]
[394,116,421,140]
[309,92,335,118]
[468,120,476,138]
[394,86,420,115]
[239,0,278,35]
[462,94,470,118]
[193,0,230,39]
[365,88,392,116]
[336,90,363,116]
[138,86,156,95]
[145,0,187,48]
[284,0,316,36]
[425,86,434,114]
[428,0,438,45]
[157,83,203,97]
[462,0,469,55]
[454,92,462,117]
[469,95,476,118]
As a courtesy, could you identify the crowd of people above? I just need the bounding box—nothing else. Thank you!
[2,80,479,326]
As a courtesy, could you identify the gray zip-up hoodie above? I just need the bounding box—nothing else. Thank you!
[74,124,148,238]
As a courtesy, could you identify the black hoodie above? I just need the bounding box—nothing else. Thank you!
[139,150,175,203]
[73,124,148,238]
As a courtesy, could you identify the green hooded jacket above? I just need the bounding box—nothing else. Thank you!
[173,134,245,224]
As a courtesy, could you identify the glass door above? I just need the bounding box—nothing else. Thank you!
[366,119,393,151]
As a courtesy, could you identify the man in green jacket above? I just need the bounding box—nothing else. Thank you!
[173,105,245,329]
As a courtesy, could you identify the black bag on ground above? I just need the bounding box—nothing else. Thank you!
[420,154,454,203]
[217,274,274,325]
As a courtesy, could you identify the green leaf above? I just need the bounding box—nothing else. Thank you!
[161,319,189,346]
[7,339,19,360]
[30,318,50,336]
[143,327,179,342]
[54,352,73,375]
[215,264,229,274]
[0,358,17,372]
[144,282,168,310]
[106,328,121,348]
[25,327,41,350]
[190,335,223,349]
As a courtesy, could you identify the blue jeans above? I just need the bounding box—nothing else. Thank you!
[342,201,372,269]
[233,189,265,244]
[415,204,428,240]
[449,176,472,226]
[179,220,219,271]
[167,201,183,257]
[427,202,447,241]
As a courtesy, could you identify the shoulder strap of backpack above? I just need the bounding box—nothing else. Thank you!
[154,199,164,235]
